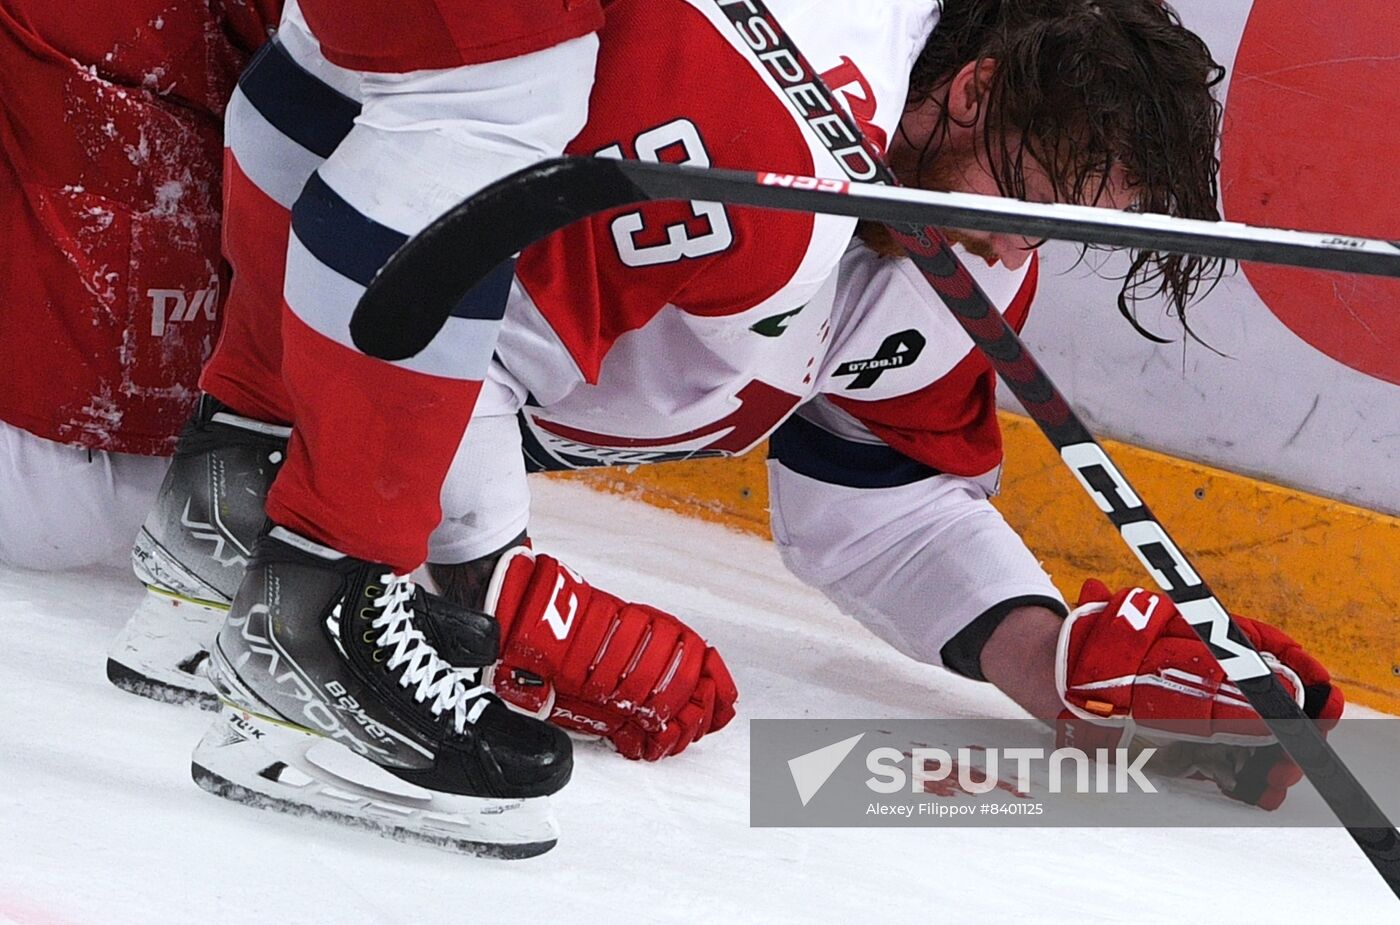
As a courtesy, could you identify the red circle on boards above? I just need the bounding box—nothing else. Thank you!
[1220,0,1400,386]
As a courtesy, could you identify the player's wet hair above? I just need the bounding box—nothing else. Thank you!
[901,0,1226,340]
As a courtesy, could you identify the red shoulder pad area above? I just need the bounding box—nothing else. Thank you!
[828,256,1038,476]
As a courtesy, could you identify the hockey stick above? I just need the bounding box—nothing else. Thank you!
[350,158,1400,361]
[347,2,1400,894]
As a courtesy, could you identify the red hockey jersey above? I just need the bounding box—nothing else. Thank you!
[0,0,279,455]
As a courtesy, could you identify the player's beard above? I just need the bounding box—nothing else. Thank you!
[858,146,1003,264]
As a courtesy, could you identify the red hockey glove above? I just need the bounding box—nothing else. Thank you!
[483,547,738,761]
[1055,579,1344,809]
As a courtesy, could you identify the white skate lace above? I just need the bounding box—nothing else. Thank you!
[370,574,490,733]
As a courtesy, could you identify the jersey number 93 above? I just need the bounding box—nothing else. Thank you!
[597,119,734,267]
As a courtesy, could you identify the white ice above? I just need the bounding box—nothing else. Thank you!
[0,479,1392,923]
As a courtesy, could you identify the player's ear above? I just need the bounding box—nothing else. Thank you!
[946,57,997,126]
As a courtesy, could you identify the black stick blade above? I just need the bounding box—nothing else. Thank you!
[350,158,645,361]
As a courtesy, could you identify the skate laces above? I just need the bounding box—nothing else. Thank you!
[370,574,490,733]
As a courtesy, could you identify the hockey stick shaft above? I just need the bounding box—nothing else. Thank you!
[348,157,1400,357]
[716,0,1400,892]
[638,161,1400,276]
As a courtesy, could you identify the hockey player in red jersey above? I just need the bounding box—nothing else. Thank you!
[0,0,279,569]
[110,0,1344,844]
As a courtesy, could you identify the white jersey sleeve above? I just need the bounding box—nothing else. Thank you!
[766,400,1066,676]
[766,244,1067,677]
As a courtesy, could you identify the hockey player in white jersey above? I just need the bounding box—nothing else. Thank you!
[112,0,1344,843]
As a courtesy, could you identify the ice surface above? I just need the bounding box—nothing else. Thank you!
[0,479,1391,923]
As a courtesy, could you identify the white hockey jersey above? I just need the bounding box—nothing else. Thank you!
[460,0,1068,675]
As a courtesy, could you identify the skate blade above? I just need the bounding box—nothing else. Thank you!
[106,586,226,710]
[192,708,559,859]
[106,658,219,710]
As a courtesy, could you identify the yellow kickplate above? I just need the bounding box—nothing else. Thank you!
[548,411,1400,714]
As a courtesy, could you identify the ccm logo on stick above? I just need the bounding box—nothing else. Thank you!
[759,173,848,193]
[1062,443,1201,591]
[1062,442,1270,681]
[1062,443,1141,515]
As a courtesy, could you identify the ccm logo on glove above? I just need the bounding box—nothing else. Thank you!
[542,570,581,641]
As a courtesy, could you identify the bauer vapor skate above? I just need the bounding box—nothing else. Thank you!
[193,525,571,857]
[107,396,288,707]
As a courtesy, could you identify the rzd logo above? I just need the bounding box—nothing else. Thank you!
[148,277,219,336]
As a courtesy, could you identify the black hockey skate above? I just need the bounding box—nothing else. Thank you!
[192,524,571,857]
[107,396,288,707]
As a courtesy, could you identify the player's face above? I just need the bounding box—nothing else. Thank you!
[904,146,1134,270]
[892,64,1136,269]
